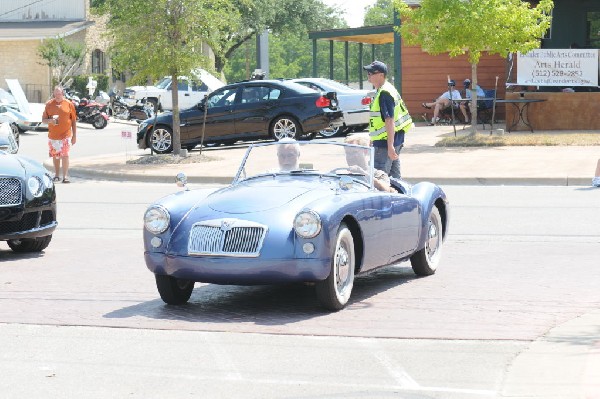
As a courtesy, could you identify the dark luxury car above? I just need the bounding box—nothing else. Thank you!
[137,80,343,153]
[0,149,57,253]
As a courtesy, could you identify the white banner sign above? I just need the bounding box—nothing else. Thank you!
[517,49,598,86]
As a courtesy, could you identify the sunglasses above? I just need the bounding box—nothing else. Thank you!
[367,71,381,76]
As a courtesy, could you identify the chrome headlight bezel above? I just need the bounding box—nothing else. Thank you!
[144,205,170,234]
[294,210,322,239]
[27,176,43,197]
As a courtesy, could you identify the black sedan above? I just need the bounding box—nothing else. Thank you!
[0,150,57,253]
[137,80,343,153]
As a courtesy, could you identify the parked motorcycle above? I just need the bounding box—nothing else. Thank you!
[108,89,154,123]
[65,90,109,129]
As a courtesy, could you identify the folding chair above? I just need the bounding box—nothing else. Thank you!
[476,89,496,129]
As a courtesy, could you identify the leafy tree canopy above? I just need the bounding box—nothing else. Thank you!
[95,0,240,84]
[37,38,85,86]
[209,0,346,72]
[395,0,554,64]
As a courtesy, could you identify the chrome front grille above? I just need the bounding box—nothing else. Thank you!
[0,178,22,207]
[188,218,267,257]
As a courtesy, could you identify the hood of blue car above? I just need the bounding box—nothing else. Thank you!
[205,180,328,214]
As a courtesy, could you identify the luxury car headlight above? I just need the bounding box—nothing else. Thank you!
[294,210,322,238]
[42,174,52,189]
[27,176,43,197]
[144,205,170,234]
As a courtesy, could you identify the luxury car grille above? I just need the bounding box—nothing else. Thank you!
[0,210,55,235]
[188,219,267,257]
[0,178,22,206]
[0,212,37,235]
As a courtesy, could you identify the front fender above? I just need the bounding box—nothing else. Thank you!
[410,182,450,247]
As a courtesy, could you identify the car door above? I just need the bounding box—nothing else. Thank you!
[179,87,238,143]
[233,85,279,137]
[388,195,421,262]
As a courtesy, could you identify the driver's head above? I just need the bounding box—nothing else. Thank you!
[343,134,370,170]
[277,138,300,171]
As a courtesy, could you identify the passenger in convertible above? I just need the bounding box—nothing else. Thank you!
[344,134,396,193]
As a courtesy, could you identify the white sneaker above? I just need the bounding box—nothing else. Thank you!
[592,177,600,187]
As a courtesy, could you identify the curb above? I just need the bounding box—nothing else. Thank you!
[62,164,592,186]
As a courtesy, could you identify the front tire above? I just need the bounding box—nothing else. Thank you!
[410,207,443,276]
[147,126,173,154]
[92,114,107,129]
[155,274,194,305]
[316,223,355,311]
[7,235,52,253]
[270,116,301,140]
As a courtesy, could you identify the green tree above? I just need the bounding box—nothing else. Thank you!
[210,0,345,74]
[37,38,86,87]
[95,0,240,155]
[395,0,553,131]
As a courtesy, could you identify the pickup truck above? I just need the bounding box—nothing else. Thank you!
[122,69,224,112]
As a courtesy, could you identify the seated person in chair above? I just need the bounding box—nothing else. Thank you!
[460,79,485,124]
[422,80,465,125]
[344,134,396,193]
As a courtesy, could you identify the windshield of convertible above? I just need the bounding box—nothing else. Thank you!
[234,141,376,189]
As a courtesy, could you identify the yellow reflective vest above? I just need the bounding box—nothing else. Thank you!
[369,81,412,141]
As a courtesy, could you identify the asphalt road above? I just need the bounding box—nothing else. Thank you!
[1,181,599,398]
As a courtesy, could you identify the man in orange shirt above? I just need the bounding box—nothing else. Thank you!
[42,86,77,183]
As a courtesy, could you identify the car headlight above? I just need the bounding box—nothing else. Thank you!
[27,176,43,197]
[294,210,321,238]
[138,121,149,132]
[42,174,52,189]
[144,205,170,234]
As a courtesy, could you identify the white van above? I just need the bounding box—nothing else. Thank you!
[122,69,224,112]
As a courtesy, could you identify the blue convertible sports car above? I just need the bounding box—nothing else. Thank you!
[143,140,450,310]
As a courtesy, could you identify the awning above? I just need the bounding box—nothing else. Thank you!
[308,25,395,45]
[0,20,95,41]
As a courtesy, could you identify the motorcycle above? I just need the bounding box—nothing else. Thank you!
[109,89,154,123]
[65,90,109,129]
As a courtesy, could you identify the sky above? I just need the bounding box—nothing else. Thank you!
[321,0,378,28]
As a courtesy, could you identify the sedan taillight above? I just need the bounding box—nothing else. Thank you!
[315,96,331,108]
[361,96,372,106]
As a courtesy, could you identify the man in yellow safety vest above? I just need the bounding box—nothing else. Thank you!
[364,60,413,179]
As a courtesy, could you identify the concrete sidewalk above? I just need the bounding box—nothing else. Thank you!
[64,123,600,185]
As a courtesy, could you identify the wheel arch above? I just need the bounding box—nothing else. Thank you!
[340,215,364,274]
[434,197,449,242]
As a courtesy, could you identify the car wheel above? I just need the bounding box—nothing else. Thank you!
[316,223,355,311]
[7,235,52,253]
[155,274,194,305]
[147,126,173,154]
[92,114,107,129]
[319,124,341,138]
[8,123,19,154]
[271,116,302,140]
[410,207,443,276]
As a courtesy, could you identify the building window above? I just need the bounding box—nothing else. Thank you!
[92,49,106,74]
